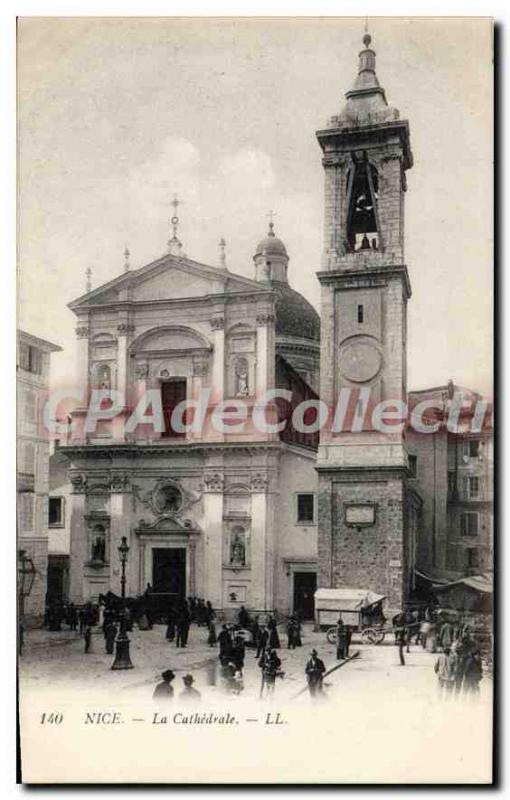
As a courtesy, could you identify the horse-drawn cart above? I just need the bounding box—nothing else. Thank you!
[314,588,387,645]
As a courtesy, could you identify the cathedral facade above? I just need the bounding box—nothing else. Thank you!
[62,33,427,617]
[64,220,321,618]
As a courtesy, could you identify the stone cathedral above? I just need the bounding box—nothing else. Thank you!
[63,34,421,617]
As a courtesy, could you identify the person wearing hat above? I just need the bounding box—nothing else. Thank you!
[258,648,282,696]
[153,669,175,700]
[179,674,201,702]
[336,617,348,661]
[305,649,326,697]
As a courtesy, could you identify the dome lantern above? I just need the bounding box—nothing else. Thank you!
[253,212,289,283]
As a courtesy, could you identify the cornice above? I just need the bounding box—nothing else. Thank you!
[317,263,412,300]
[60,440,285,459]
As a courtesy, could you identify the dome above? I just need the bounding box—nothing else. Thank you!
[273,283,320,342]
[254,222,288,258]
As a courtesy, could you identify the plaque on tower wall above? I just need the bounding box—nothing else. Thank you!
[15,15,494,787]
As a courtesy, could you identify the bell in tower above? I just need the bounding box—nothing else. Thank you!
[317,32,412,267]
[346,154,380,252]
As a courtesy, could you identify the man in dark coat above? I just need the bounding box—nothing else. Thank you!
[165,609,176,642]
[305,649,326,697]
[463,650,483,698]
[84,626,92,654]
[238,605,251,629]
[176,606,191,648]
[207,620,217,647]
[287,617,297,650]
[256,626,269,658]
[218,625,233,664]
[68,603,78,631]
[153,669,175,700]
[336,617,348,660]
[268,616,280,649]
[104,621,117,655]
[196,599,206,626]
[205,601,215,625]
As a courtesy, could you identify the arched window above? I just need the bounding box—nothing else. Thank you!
[346,158,379,252]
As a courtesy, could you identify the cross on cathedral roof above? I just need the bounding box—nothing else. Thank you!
[167,195,184,257]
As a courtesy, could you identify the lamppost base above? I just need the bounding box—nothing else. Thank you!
[111,634,134,670]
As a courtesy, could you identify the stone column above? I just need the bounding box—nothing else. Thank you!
[188,541,196,595]
[210,316,225,403]
[202,473,224,608]
[250,473,271,611]
[115,323,133,441]
[74,321,89,393]
[72,324,89,443]
[138,542,146,595]
[68,474,87,604]
[190,354,209,442]
[109,474,133,595]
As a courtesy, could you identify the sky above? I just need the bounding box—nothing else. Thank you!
[17,16,493,395]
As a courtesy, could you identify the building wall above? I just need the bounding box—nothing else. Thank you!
[273,447,318,614]
[407,388,493,582]
[406,427,448,575]
[317,468,412,612]
[445,432,493,575]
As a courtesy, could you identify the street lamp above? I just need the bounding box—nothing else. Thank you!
[111,536,134,670]
[18,548,36,655]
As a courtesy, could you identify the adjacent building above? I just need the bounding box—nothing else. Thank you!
[17,330,62,619]
[407,382,493,585]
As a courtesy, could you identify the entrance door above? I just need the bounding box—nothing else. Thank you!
[161,380,187,438]
[293,572,317,619]
[152,548,186,601]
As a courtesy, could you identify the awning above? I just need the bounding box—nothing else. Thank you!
[314,588,386,609]
[414,568,449,585]
[432,573,493,594]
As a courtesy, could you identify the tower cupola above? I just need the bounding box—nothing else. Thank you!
[253,217,289,283]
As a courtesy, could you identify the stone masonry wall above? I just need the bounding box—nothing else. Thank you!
[318,469,407,611]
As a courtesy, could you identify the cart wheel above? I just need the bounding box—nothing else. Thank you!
[372,630,385,645]
[326,627,337,645]
[362,628,385,645]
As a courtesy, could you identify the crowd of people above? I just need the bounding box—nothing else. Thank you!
[389,605,486,700]
[42,594,488,705]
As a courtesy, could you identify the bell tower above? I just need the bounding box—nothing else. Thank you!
[316,33,420,610]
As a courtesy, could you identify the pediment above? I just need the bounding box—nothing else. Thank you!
[131,263,224,301]
[69,254,264,311]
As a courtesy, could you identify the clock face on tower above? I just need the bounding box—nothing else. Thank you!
[339,338,382,383]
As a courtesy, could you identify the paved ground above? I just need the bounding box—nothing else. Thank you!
[19,623,494,783]
[19,621,492,707]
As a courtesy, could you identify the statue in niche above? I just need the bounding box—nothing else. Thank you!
[91,526,106,562]
[230,528,246,566]
[235,359,249,397]
[98,365,111,391]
